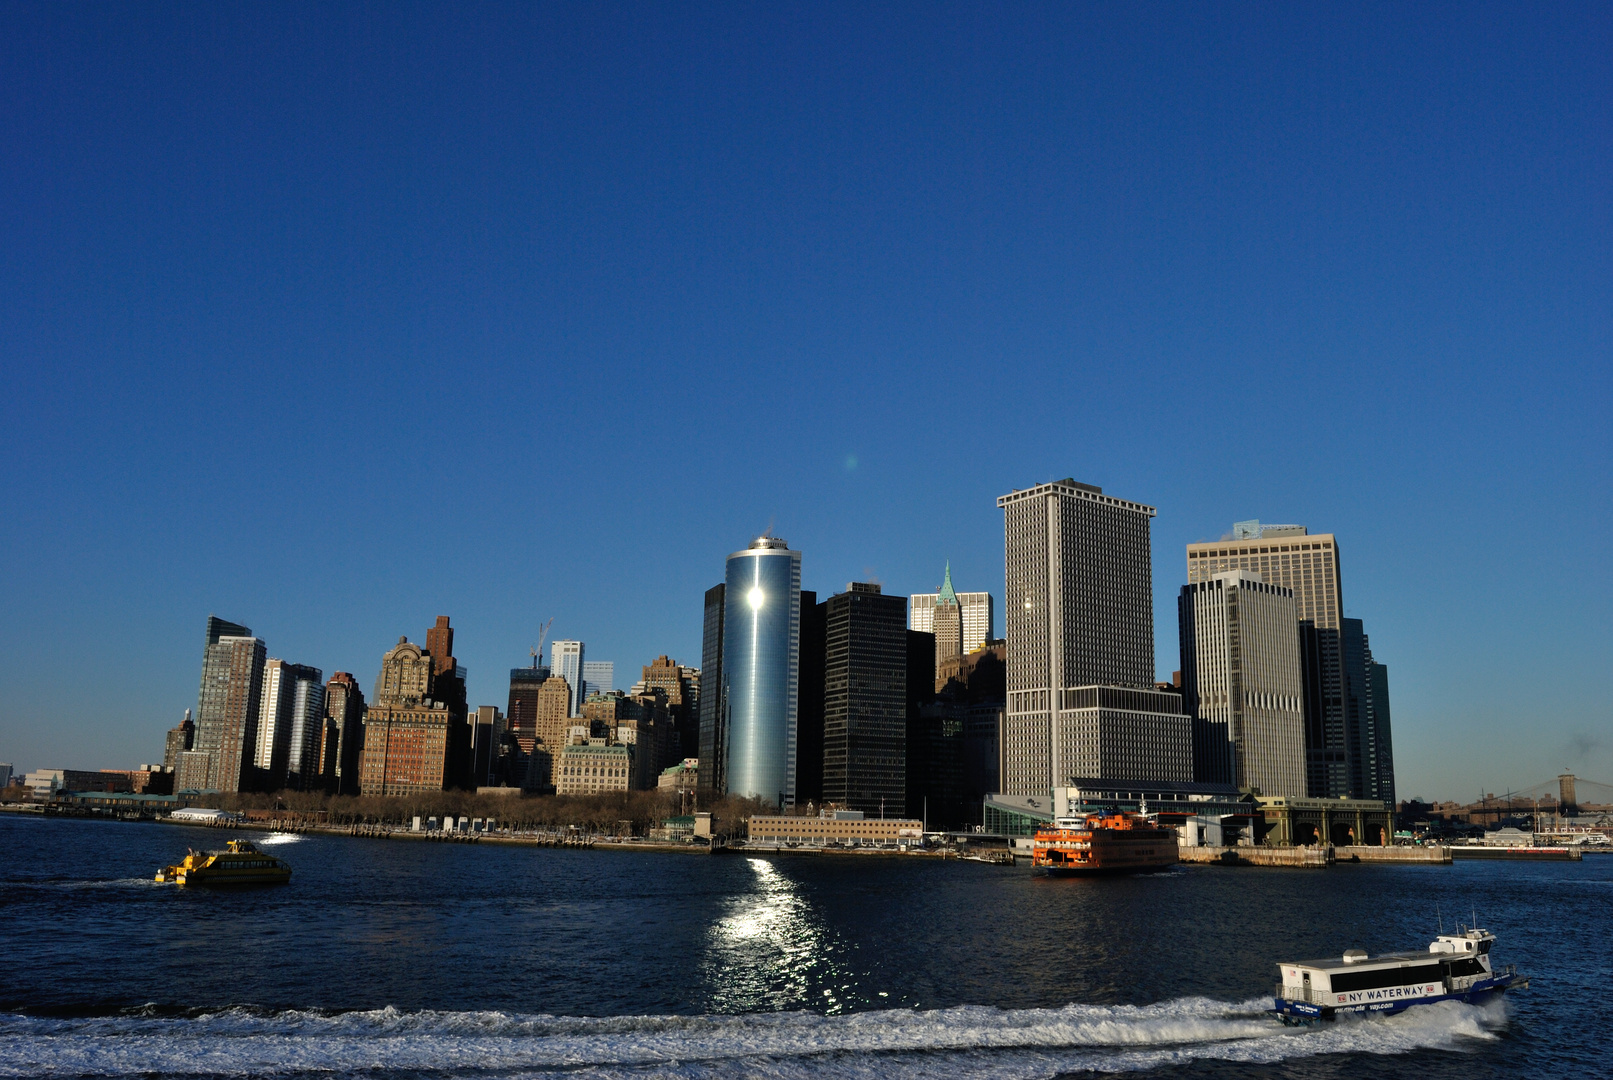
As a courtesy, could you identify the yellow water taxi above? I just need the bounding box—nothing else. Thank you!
[155,839,291,885]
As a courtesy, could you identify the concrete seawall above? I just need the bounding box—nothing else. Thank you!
[1180,844,1452,867]
[1179,845,1332,867]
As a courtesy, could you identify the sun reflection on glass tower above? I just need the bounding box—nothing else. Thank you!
[722,536,802,808]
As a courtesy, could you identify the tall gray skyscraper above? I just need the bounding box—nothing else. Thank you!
[998,480,1189,794]
[1190,522,1392,805]
[721,536,802,807]
[190,616,267,793]
[1187,524,1341,628]
[1178,571,1307,796]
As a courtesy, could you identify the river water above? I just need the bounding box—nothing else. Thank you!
[1,814,1606,1078]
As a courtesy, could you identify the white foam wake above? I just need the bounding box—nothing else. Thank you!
[0,996,1503,1079]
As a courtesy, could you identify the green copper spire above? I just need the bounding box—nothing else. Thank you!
[938,562,958,605]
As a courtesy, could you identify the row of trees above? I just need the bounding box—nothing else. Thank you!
[190,788,773,839]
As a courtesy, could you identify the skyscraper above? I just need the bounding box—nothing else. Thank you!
[1192,523,1392,805]
[283,666,326,791]
[697,584,726,800]
[524,674,574,789]
[426,616,456,676]
[324,671,366,796]
[818,583,909,816]
[254,659,299,789]
[639,655,701,760]
[506,664,548,746]
[1178,571,1307,796]
[910,569,994,654]
[163,709,194,773]
[794,591,824,804]
[550,641,585,717]
[998,480,1189,794]
[468,705,504,788]
[721,536,802,807]
[582,660,615,702]
[1187,525,1341,628]
[191,616,267,793]
[359,636,463,796]
[931,568,964,673]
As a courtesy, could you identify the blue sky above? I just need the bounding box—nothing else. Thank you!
[2,3,1608,800]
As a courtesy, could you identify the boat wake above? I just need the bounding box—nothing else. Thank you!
[0,996,1504,1079]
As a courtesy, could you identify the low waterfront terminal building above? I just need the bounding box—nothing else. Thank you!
[749,809,924,849]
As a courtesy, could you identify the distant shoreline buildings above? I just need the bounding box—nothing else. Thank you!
[7,472,1399,848]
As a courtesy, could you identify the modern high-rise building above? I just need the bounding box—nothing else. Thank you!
[1187,524,1341,628]
[191,616,267,792]
[468,705,504,788]
[910,569,994,655]
[1304,618,1396,806]
[324,672,366,796]
[582,660,615,702]
[1178,571,1307,796]
[254,659,308,789]
[998,480,1190,794]
[1366,655,1395,809]
[817,583,909,816]
[1190,523,1392,805]
[697,583,726,800]
[359,636,464,796]
[794,591,824,804]
[720,536,802,807]
[550,641,585,716]
[163,709,194,773]
[283,666,326,791]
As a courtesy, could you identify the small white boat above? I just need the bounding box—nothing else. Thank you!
[1272,926,1526,1023]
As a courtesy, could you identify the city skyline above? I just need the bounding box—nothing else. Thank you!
[2,6,1608,801]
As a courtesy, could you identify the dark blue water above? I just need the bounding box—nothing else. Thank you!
[1,814,1607,1078]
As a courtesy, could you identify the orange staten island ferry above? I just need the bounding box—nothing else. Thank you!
[1032,810,1179,875]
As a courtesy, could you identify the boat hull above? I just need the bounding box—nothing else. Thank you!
[1273,973,1527,1023]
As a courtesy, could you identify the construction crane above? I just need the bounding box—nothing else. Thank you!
[531,617,555,669]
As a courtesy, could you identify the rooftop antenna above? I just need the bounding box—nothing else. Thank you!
[1437,903,1443,934]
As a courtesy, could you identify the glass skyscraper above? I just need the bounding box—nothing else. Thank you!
[721,537,801,807]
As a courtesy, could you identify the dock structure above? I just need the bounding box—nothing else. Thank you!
[1257,795,1396,848]
[1179,844,1451,867]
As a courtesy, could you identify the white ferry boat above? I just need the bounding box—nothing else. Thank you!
[1272,926,1526,1022]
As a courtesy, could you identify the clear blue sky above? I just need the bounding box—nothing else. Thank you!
[2,3,1608,801]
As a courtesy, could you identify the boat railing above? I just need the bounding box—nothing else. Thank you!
[1275,984,1328,1004]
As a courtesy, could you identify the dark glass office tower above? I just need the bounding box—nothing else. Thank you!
[697,583,726,801]
[1300,617,1395,804]
[821,583,908,816]
[325,672,366,796]
[794,591,825,804]
[1366,656,1395,808]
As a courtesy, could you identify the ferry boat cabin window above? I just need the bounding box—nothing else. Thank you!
[1329,963,1443,993]
[1444,957,1486,978]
